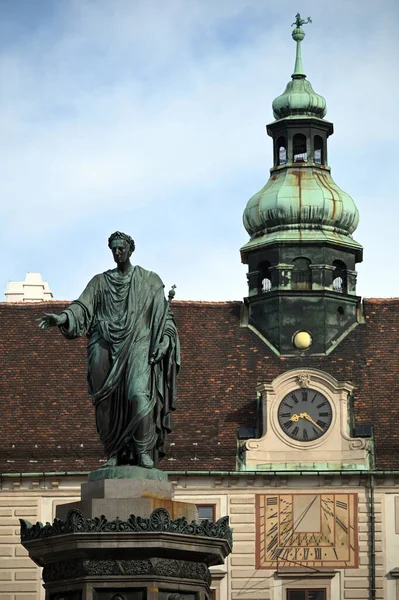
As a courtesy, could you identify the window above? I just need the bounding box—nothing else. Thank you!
[258,260,272,293]
[291,257,312,290]
[314,135,324,164]
[197,504,216,522]
[277,136,287,165]
[287,590,326,600]
[332,260,347,293]
[293,133,307,162]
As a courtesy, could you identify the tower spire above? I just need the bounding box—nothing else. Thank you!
[241,14,363,356]
[291,13,311,79]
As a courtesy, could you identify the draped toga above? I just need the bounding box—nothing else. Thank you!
[59,265,180,464]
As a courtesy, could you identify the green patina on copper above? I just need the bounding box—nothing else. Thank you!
[240,15,363,356]
[242,14,361,250]
[272,13,326,120]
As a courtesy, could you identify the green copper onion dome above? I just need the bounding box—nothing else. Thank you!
[272,16,327,120]
[242,14,360,248]
[243,168,360,238]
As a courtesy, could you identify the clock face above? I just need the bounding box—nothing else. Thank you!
[277,388,332,442]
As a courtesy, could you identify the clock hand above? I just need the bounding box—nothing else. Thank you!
[302,412,323,432]
[289,414,300,422]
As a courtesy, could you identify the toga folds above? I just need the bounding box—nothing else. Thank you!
[59,265,180,464]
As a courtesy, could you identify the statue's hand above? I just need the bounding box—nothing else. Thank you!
[150,336,170,364]
[38,313,67,330]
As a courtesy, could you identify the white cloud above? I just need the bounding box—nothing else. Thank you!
[0,0,398,300]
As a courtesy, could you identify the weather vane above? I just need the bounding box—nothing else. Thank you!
[292,13,312,29]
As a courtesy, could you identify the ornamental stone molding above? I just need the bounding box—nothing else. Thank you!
[20,507,232,549]
[241,368,372,471]
[43,557,211,585]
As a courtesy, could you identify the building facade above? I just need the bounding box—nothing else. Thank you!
[1,16,399,600]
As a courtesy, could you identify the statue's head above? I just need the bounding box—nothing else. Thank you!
[108,231,135,264]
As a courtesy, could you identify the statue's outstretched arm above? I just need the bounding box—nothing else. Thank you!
[38,313,68,330]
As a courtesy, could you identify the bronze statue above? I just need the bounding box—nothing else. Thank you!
[39,232,180,469]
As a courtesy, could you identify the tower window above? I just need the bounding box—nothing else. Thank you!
[293,133,307,162]
[291,257,311,290]
[332,260,347,294]
[259,260,272,293]
[276,136,287,165]
[314,135,324,164]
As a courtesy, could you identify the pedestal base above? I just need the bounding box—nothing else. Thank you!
[56,467,196,522]
[20,469,232,600]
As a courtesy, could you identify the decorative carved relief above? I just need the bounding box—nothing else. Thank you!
[43,558,211,584]
[297,373,311,388]
[20,507,232,550]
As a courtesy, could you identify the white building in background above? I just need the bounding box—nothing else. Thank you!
[5,273,53,302]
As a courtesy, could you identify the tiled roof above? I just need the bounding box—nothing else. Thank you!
[0,298,398,473]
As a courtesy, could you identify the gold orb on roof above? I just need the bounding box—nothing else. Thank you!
[293,330,312,350]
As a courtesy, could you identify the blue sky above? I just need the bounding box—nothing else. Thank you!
[0,0,398,301]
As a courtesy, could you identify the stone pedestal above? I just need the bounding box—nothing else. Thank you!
[56,467,196,522]
[20,467,232,600]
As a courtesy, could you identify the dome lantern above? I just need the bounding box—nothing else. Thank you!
[272,14,327,120]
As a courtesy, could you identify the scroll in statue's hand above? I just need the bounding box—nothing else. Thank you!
[150,336,170,364]
[37,313,68,329]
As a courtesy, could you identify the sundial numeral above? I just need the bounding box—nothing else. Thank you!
[336,517,348,534]
[267,497,278,505]
[267,534,278,552]
[314,547,322,560]
[333,548,339,559]
[271,547,283,560]
[281,548,291,560]
[267,523,278,535]
[336,500,347,509]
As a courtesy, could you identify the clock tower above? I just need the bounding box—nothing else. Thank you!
[241,15,363,355]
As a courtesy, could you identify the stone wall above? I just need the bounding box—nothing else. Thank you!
[0,473,397,600]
